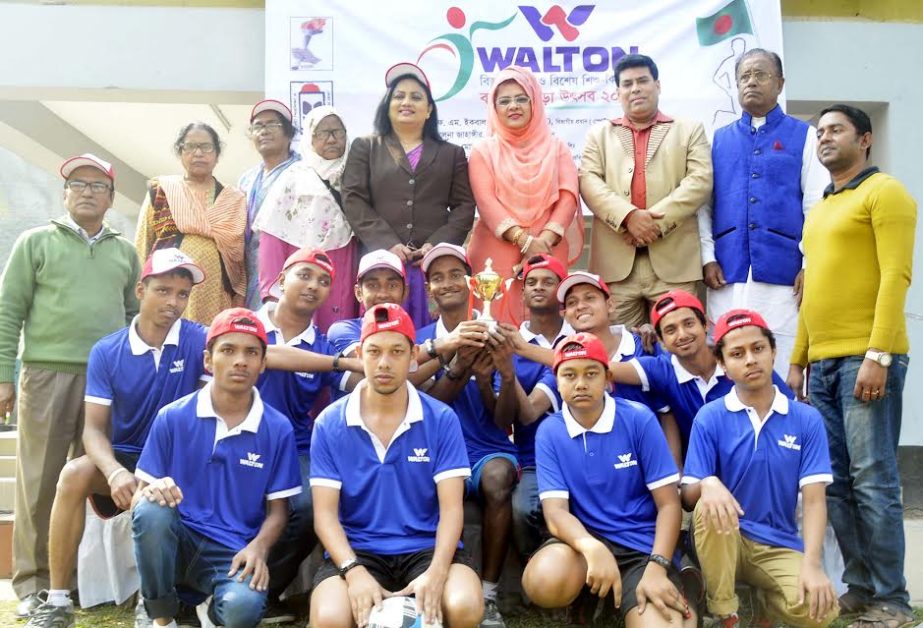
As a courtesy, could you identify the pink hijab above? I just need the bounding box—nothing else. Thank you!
[479,66,582,262]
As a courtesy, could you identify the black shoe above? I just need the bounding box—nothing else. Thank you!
[176,601,202,628]
[260,599,297,624]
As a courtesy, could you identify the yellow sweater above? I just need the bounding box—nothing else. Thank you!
[792,169,916,365]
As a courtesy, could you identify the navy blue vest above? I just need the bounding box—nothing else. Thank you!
[712,106,808,285]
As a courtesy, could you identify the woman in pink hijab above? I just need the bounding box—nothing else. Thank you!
[468,65,582,325]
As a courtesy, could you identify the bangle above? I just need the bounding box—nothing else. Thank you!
[107,467,129,485]
[520,235,534,254]
[332,351,343,372]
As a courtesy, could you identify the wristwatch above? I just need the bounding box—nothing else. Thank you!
[332,351,344,372]
[337,557,360,579]
[648,553,672,571]
[865,350,892,367]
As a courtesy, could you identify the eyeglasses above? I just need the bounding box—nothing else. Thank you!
[312,128,346,141]
[495,95,531,108]
[65,180,112,195]
[736,71,775,85]
[180,142,216,154]
[249,121,284,134]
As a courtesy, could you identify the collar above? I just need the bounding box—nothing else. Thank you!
[741,104,784,129]
[563,393,616,438]
[196,381,264,434]
[724,385,790,415]
[612,110,674,129]
[609,325,637,360]
[61,214,105,243]
[128,316,182,355]
[823,166,880,198]
[345,381,424,427]
[520,319,574,349]
[671,353,724,384]
[261,151,300,177]
[256,302,316,346]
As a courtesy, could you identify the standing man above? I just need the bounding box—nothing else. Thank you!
[0,154,140,617]
[700,49,829,374]
[238,99,301,309]
[580,54,712,328]
[788,105,917,626]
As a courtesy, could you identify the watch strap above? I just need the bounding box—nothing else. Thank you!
[648,553,672,571]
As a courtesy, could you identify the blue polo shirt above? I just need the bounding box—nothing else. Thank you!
[310,382,470,555]
[85,318,209,454]
[417,319,518,466]
[536,394,680,555]
[683,387,833,552]
[605,325,669,413]
[255,304,346,456]
[630,353,793,447]
[136,384,302,552]
[327,317,362,355]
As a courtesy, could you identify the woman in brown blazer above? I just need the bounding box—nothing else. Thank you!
[341,62,475,327]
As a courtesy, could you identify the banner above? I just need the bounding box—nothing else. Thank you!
[265,0,783,161]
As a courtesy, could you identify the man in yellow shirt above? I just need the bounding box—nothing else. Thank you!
[787,105,916,628]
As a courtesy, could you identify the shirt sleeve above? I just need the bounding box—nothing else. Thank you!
[327,321,360,356]
[84,342,114,406]
[630,356,664,393]
[535,421,569,501]
[636,409,680,490]
[309,414,342,490]
[697,204,716,265]
[433,408,471,483]
[798,406,833,487]
[135,410,172,485]
[534,367,561,414]
[0,233,36,382]
[682,409,717,484]
[266,425,303,500]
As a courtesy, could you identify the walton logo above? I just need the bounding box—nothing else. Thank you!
[239,452,265,469]
[518,5,594,42]
[407,447,431,463]
[169,359,185,374]
[777,434,801,451]
[614,452,638,470]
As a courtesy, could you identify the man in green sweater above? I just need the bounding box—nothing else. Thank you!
[0,154,140,617]
[787,105,917,628]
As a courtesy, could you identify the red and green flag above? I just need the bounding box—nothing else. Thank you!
[696,0,753,46]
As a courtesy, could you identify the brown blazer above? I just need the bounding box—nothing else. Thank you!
[579,116,713,284]
[341,134,476,252]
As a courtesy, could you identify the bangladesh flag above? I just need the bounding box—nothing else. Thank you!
[697,0,753,46]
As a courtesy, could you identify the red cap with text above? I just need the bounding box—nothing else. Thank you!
[360,303,416,344]
[141,247,206,285]
[282,247,336,281]
[553,332,610,373]
[556,271,610,304]
[650,290,705,330]
[207,308,269,346]
[521,254,567,281]
[712,308,770,344]
[60,153,115,181]
[250,99,293,123]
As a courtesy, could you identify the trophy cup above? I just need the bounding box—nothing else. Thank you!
[470,258,505,327]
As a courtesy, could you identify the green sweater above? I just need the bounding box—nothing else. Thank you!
[0,217,140,381]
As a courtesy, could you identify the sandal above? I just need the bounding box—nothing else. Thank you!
[839,590,870,615]
[848,604,916,628]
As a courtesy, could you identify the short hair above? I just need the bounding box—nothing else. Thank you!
[373,74,444,143]
[713,322,777,361]
[820,104,873,158]
[734,48,784,79]
[141,267,194,286]
[173,122,223,157]
[265,110,296,139]
[613,54,659,86]
[653,307,707,339]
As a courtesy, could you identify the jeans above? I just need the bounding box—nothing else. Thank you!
[267,453,316,598]
[808,354,910,613]
[511,467,544,559]
[132,500,267,627]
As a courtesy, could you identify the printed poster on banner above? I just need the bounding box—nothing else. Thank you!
[265,0,782,160]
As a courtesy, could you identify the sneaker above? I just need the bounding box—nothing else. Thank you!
[134,596,152,628]
[260,599,296,625]
[480,599,507,627]
[195,596,218,628]
[17,591,47,618]
[24,601,75,628]
[176,601,203,628]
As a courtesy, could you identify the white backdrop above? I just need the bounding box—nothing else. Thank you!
[265,0,783,158]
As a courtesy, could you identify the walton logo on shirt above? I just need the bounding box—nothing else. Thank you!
[778,434,802,451]
[614,452,638,469]
[407,447,431,463]
[239,452,265,469]
[169,359,185,374]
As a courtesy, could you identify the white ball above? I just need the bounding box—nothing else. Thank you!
[366,596,443,628]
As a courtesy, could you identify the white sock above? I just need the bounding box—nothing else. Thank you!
[482,580,498,602]
[47,589,70,608]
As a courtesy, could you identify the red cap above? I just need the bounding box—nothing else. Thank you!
[282,247,336,281]
[556,271,610,304]
[385,62,430,89]
[360,303,416,344]
[60,153,114,181]
[712,308,770,344]
[553,332,610,373]
[141,248,206,285]
[207,308,268,346]
[521,254,567,281]
[650,290,705,330]
[250,99,293,123]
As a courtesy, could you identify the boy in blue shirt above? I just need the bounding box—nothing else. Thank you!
[309,303,483,628]
[26,249,207,628]
[682,309,837,627]
[132,308,302,628]
[522,333,690,627]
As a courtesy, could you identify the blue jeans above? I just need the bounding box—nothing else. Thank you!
[132,500,267,627]
[511,467,544,559]
[808,354,910,612]
[267,453,316,598]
